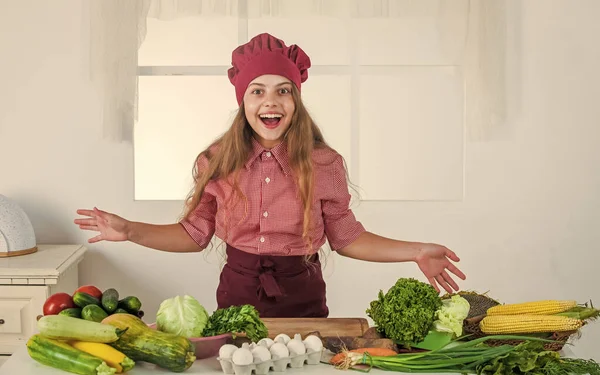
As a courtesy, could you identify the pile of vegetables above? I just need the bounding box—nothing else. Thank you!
[365,278,448,346]
[29,313,196,374]
[154,295,268,342]
[29,290,272,375]
[330,278,600,375]
[331,335,600,375]
[43,285,143,323]
[30,315,134,375]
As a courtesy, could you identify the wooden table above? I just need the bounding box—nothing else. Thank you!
[0,343,579,375]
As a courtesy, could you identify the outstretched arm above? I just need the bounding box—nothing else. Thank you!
[337,231,466,294]
[75,208,202,253]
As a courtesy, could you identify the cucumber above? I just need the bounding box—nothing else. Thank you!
[101,288,119,313]
[118,296,142,313]
[114,308,131,315]
[37,315,127,343]
[73,292,101,308]
[82,304,109,323]
[59,307,82,319]
[27,334,116,375]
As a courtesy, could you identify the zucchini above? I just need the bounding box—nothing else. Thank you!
[38,315,127,343]
[117,296,141,313]
[74,292,101,308]
[101,288,119,313]
[60,307,82,319]
[82,304,109,323]
[102,313,195,372]
[27,334,116,375]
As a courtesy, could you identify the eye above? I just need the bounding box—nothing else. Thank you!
[252,89,263,95]
[279,87,291,94]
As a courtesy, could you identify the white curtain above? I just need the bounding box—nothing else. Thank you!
[89,0,506,142]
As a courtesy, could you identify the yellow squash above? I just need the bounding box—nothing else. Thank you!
[70,341,135,373]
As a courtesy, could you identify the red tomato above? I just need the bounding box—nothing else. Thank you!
[73,285,102,300]
[43,293,75,315]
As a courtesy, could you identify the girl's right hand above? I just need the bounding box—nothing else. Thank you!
[74,207,130,243]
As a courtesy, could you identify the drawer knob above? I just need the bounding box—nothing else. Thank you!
[0,319,4,325]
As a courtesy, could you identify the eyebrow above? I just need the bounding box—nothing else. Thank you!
[249,82,292,88]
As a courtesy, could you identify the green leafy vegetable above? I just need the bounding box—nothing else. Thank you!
[156,295,208,338]
[202,304,267,342]
[475,341,600,375]
[433,294,471,336]
[366,278,442,345]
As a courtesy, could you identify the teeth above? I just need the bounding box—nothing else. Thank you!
[259,114,283,119]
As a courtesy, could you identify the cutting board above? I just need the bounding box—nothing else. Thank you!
[261,317,370,338]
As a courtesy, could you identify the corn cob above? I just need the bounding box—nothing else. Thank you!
[486,300,576,316]
[480,314,583,334]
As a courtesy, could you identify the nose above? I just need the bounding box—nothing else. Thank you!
[262,91,279,107]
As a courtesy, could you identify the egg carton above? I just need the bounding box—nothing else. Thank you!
[217,334,324,375]
[217,349,322,375]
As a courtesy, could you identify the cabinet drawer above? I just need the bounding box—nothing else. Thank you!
[0,286,48,354]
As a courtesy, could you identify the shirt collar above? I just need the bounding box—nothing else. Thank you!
[245,137,292,176]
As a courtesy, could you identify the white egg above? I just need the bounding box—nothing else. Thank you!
[232,347,254,366]
[218,344,238,359]
[269,342,290,359]
[251,345,272,363]
[303,335,324,352]
[286,333,306,356]
[257,337,275,348]
[274,333,291,344]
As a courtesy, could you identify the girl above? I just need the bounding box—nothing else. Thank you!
[75,33,466,318]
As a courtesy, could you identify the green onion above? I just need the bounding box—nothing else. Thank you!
[333,335,565,372]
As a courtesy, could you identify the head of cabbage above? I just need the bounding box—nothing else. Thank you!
[156,295,209,338]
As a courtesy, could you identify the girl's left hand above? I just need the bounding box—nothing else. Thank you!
[415,243,466,294]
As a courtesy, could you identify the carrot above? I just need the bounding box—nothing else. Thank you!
[351,348,398,356]
[330,347,397,366]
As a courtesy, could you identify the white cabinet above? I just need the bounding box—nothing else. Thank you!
[0,244,86,355]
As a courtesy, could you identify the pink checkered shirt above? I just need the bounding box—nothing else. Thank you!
[180,138,365,255]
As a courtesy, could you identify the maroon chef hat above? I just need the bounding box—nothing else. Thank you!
[228,33,311,105]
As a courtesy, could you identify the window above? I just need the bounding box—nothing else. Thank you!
[134,1,469,202]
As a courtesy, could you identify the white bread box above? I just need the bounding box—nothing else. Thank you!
[0,194,37,257]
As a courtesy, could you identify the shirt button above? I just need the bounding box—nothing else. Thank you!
[259,236,265,243]
[265,177,271,184]
[263,211,268,218]
[266,152,272,157]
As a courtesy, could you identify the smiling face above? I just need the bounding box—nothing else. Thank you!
[243,74,296,148]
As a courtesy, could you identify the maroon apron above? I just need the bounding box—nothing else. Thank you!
[216,244,329,318]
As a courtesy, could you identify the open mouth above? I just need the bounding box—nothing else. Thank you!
[259,113,283,128]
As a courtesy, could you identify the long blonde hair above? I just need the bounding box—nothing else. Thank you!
[181,85,331,254]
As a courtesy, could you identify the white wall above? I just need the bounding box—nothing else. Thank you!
[1,0,599,361]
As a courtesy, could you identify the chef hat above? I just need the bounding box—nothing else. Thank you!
[227,33,311,105]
